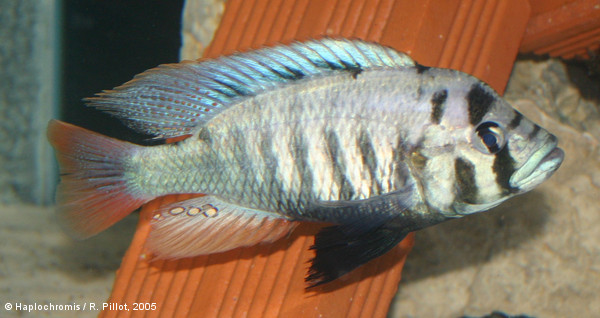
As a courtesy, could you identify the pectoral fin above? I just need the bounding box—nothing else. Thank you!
[147,196,296,258]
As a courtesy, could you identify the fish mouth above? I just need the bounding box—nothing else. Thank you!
[509,136,564,192]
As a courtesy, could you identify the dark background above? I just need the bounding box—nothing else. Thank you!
[62,0,184,143]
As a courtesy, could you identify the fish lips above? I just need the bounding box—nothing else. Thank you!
[509,136,564,192]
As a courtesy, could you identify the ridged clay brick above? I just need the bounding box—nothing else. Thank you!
[100,1,530,317]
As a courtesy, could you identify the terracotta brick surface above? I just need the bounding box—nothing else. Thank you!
[521,0,600,59]
[100,1,530,317]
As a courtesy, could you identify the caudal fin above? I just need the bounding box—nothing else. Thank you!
[47,120,152,238]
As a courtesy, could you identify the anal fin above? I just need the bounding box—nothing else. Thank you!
[147,195,297,258]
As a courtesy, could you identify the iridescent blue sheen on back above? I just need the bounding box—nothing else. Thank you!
[84,38,414,138]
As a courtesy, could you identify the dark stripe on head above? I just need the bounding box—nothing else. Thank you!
[358,130,382,196]
[415,63,430,74]
[467,84,495,125]
[528,125,541,139]
[324,129,354,201]
[430,89,448,124]
[455,157,478,204]
[493,145,518,193]
[508,111,523,129]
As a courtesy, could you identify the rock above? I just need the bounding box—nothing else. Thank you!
[0,0,59,204]
[504,58,600,140]
[0,203,137,317]
[179,0,227,60]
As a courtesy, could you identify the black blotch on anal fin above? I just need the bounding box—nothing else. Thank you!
[306,222,407,288]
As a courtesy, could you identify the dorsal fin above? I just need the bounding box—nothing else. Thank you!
[85,38,415,138]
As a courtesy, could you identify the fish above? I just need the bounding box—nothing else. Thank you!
[47,38,564,287]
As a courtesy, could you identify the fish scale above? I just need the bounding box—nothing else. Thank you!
[136,74,407,214]
[47,38,563,286]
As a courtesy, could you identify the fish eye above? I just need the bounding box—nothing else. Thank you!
[473,121,505,154]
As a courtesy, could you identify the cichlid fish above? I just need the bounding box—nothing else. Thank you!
[48,38,564,286]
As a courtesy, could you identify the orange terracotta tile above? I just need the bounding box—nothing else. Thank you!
[100,0,530,317]
[521,0,600,59]
[529,0,579,16]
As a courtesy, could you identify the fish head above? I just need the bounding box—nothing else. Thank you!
[450,81,564,215]
[416,70,564,216]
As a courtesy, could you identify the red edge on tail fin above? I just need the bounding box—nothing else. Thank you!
[47,120,152,239]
